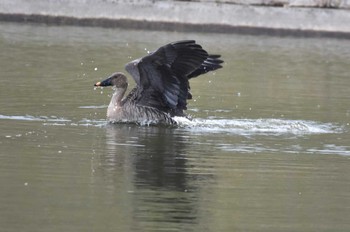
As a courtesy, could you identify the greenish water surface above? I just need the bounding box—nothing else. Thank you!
[0,22,349,232]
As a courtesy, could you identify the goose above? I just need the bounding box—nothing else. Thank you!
[94,40,223,125]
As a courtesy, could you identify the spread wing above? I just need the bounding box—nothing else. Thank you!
[188,55,223,79]
[125,40,208,114]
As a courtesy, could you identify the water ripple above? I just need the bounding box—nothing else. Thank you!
[0,114,343,135]
[174,117,342,135]
[0,114,70,122]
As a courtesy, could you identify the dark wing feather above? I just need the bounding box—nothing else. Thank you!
[186,54,223,100]
[187,55,223,79]
[125,40,208,113]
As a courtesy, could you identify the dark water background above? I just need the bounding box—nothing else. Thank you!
[1,22,349,231]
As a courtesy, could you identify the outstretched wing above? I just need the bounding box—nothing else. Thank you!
[187,55,223,79]
[186,54,223,100]
[125,40,208,113]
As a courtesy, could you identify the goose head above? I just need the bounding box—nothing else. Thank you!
[94,72,128,89]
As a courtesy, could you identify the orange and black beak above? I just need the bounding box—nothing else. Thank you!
[94,76,113,87]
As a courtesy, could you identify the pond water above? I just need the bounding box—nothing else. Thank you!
[0,22,350,232]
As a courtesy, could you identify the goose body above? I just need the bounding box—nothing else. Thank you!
[94,40,223,125]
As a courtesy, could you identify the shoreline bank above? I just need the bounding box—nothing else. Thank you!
[1,0,350,38]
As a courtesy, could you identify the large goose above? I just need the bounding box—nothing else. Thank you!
[94,40,223,125]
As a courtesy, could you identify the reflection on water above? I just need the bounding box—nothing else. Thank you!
[1,22,350,232]
[99,125,199,229]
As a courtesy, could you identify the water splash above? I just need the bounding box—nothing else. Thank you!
[78,105,107,109]
[0,114,105,127]
[173,117,341,136]
[0,114,70,122]
[307,144,350,156]
[0,114,343,135]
